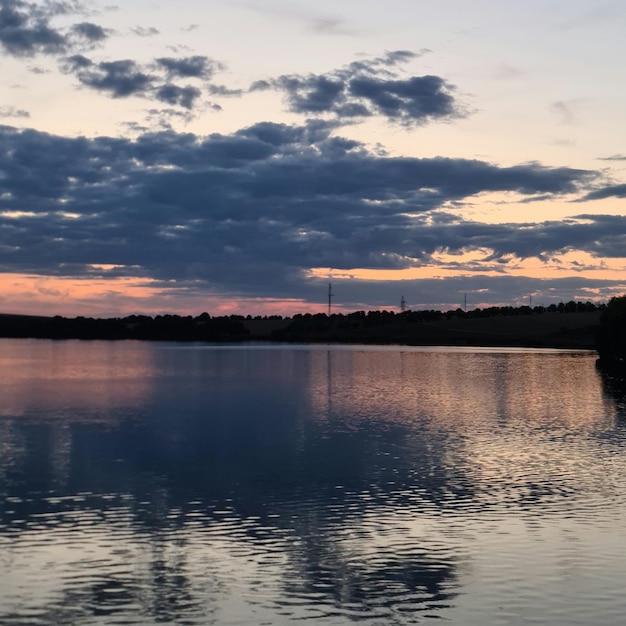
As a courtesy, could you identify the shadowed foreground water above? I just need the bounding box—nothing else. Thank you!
[1,340,625,625]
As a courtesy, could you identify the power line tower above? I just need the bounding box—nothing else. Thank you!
[328,283,333,316]
[400,295,406,313]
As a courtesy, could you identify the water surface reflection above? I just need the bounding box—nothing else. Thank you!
[0,340,625,625]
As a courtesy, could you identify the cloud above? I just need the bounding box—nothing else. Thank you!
[132,25,159,37]
[252,50,461,126]
[0,105,29,117]
[207,84,244,97]
[143,107,195,127]
[61,53,228,109]
[155,84,202,109]
[240,2,361,36]
[0,0,108,57]
[552,100,575,124]
[598,154,626,161]
[156,55,221,79]
[62,55,152,97]
[0,0,66,56]
[69,21,110,47]
[0,121,606,310]
[582,184,626,201]
[307,16,356,36]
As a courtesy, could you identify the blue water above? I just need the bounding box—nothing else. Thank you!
[1,339,625,625]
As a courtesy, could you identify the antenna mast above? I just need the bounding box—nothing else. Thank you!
[328,283,333,316]
[400,295,406,313]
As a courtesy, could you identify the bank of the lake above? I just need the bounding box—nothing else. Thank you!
[270,310,601,349]
[0,309,602,349]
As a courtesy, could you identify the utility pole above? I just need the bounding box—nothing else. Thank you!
[328,283,333,316]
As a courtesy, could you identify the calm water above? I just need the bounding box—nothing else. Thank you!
[1,339,626,625]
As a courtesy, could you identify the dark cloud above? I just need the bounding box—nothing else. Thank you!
[62,56,152,97]
[207,84,244,97]
[349,75,455,121]
[144,107,195,127]
[70,21,110,46]
[0,121,608,309]
[0,0,66,56]
[155,84,202,109]
[581,184,626,200]
[252,50,461,126]
[44,2,85,18]
[0,0,108,57]
[61,53,230,110]
[598,154,626,161]
[156,55,221,79]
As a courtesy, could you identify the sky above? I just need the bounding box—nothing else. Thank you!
[1,0,626,317]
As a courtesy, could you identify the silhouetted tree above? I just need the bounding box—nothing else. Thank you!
[597,295,626,371]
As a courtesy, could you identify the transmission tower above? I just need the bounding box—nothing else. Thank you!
[328,283,333,316]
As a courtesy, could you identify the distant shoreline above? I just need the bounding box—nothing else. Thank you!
[0,308,602,351]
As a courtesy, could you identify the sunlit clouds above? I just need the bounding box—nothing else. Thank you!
[1,0,625,315]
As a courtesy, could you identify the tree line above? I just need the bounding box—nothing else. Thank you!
[0,300,606,342]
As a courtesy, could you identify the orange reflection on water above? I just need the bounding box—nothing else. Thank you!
[306,348,611,432]
[0,339,154,423]
[305,348,617,503]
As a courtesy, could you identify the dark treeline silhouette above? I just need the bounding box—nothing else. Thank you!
[292,300,602,326]
[597,295,626,371]
[0,312,250,341]
[0,300,605,348]
[275,301,603,348]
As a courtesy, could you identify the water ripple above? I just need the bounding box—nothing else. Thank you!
[2,345,626,624]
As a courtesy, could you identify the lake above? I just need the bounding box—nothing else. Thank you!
[1,339,626,625]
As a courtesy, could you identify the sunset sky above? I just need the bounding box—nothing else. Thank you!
[1,0,626,317]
